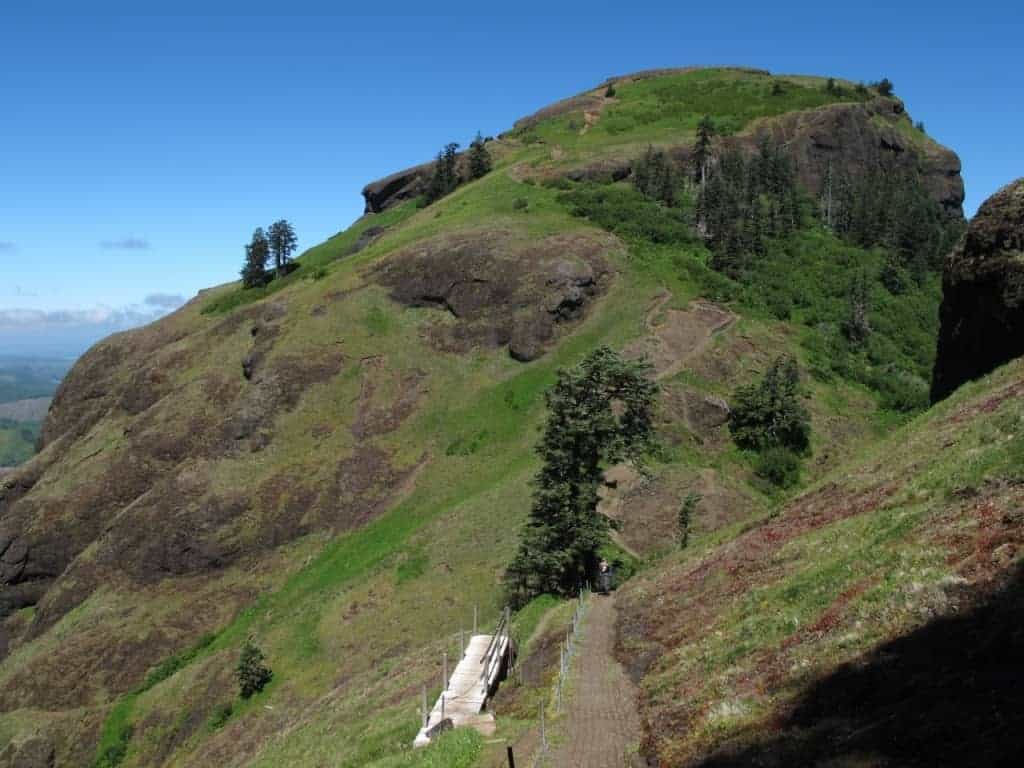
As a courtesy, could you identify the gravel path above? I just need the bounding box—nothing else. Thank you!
[550,593,641,768]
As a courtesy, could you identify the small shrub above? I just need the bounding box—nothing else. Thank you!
[308,266,328,281]
[678,492,701,549]
[208,702,233,730]
[604,83,616,98]
[513,197,529,211]
[770,81,784,96]
[94,724,132,768]
[236,638,273,699]
[755,447,802,488]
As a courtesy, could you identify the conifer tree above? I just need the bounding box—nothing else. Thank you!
[693,115,715,187]
[633,146,676,206]
[843,271,873,344]
[267,219,298,276]
[729,356,811,454]
[241,227,270,288]
[468,132,492,180]
[505,347,658,604]
[424,142,460,203]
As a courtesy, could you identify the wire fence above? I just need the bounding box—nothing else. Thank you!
[531,584,590,768]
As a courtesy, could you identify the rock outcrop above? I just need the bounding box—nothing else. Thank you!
[375,229,615,361]
[735,97,964,217]
[931,179,1024,401]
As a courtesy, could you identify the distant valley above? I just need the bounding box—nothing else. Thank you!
[0,357,69,467]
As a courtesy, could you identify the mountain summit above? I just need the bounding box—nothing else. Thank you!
[6,68,1021,768]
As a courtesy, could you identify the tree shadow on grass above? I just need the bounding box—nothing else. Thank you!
[695,563,1024,767]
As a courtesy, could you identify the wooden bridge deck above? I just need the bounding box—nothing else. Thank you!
[414,632,511,747]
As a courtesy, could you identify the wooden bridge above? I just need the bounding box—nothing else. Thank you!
[414,607,513,747]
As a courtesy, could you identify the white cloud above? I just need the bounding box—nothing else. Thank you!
[144,293,186,309]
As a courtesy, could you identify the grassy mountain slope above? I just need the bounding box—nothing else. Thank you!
[619,357,1024,765]
[0,68,974,767]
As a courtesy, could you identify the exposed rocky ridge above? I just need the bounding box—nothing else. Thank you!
[932,178,1024,400]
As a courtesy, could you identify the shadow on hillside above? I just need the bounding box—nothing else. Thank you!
[694,563,1024,767]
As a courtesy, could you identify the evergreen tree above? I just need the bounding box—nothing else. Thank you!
[825,77,838,94]
[874,77,895,97]
[633,146,676,206]
[236,638,273,699]
[678,492,701,549]
[843,271,872,344]
[729,355,811,454]
[267,219,298,276]
[241,227,270,288]
[468,132,492,180]
[505,347,658,605]
[425,142,460,203]
[693,115,715,186]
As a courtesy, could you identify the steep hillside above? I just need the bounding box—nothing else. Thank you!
[0,68,968,767]
[618,356,1024,765]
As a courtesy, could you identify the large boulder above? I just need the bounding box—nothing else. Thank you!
[931,179,1024,401]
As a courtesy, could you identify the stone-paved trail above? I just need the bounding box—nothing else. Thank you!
[551,593,641,768]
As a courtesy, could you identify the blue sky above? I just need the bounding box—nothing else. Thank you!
[2,2,1021,357]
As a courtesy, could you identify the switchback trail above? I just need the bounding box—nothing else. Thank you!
[551,593,641,768]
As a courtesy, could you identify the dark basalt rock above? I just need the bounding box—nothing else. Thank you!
[375,229,613,362]
[931,179,1024,401]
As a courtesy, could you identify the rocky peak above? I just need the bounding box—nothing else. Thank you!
[931,178,1024,401]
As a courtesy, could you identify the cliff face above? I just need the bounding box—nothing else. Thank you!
[932,179,1024,401]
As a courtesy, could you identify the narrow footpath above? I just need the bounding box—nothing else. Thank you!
[551,593,642,768]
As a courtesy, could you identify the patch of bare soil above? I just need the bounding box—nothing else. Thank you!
[599,465,757,557]
[625,293,736,381]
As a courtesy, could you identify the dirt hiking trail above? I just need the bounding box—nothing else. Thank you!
[551,593,642,768]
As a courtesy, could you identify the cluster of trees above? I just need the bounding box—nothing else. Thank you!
[423,132,492,205]
[820,166,963,287]
[505,347,658,605]
[824,76,893,98]
[729,355,811,488]
[241,219,298,288]
[633,145,678,206]
[697,139,803,278]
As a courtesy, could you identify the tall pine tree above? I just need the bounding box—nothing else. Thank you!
[468,132,492,180]
[241,228,270,288]
[267,219,298,276]
[424,142,460,203]
[505,347,658,604]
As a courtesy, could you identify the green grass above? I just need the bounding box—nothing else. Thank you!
[201,201,420,315]
[516,68,869,153]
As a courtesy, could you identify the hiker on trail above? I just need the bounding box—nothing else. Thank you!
[599,559,612,594]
